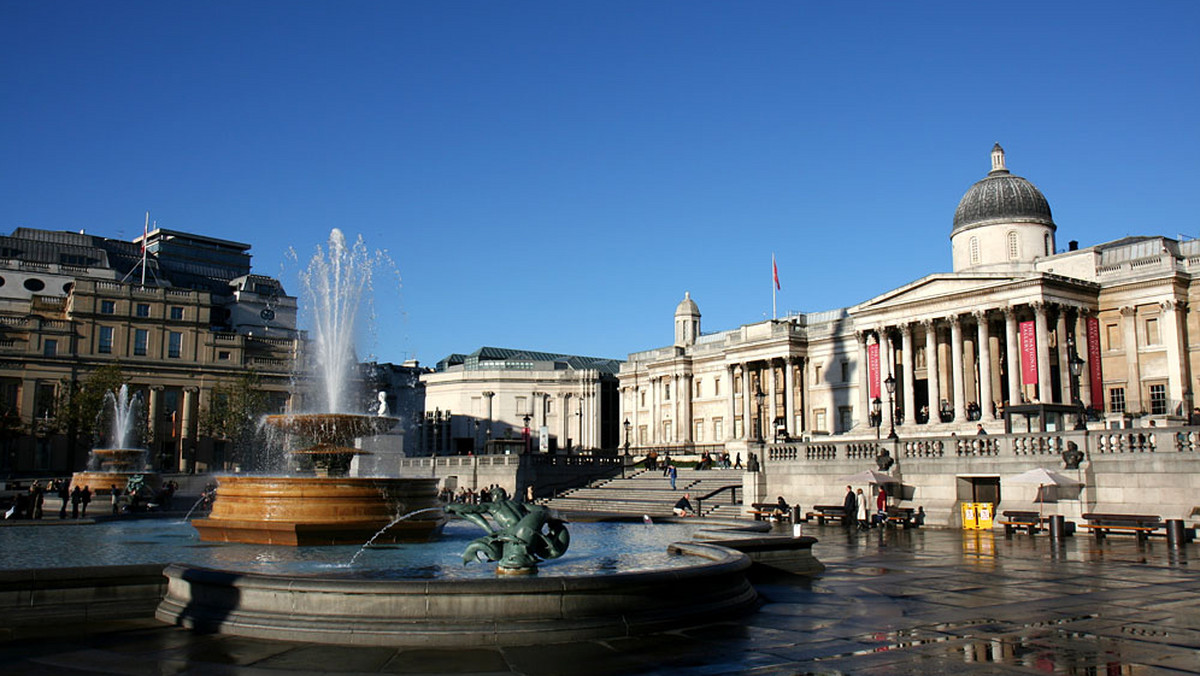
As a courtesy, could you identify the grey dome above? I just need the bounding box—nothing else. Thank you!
[952,145,1054,234]
[675,292,699,317]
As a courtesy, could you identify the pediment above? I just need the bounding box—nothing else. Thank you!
[853,272,1031,314]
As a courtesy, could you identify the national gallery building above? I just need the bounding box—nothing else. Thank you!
[620,145,1199,455]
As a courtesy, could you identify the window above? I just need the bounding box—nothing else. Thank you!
[639,390,646,407]
[814,364,823,383]
[663,380,670,401]
[1044,233,1051,256]
[695,379,702,398]
[1145,318,1160,345]
[714,377,721,396]
[23,278,45,292]
[1109,387,1125,414]
[515,396,527,415]
[713,418,723,440]
[43,339,56,357]
[1007,231,1019,259]
[813,409,827,433]
[98,326,114,354]
[167,331,182,358]
[34,382,56,419]
[1105,323,1121,350]
[100,300,115,314]
[694,420,704,442]
[134,329,148,356]
[638,426,648,444]
[970,237,980,264]
[841,360,850,382]
[839,407,853,433]
[136,303,150,318]
[218,350,230,360]
[1149,384,1167,415]
[662,420,672,441]
[169,306,184,320]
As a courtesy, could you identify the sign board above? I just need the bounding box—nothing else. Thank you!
[539,426,549,453]
[1020,320,1038,386]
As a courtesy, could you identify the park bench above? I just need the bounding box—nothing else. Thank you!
[748,502,793,522]
[998,510,1042,535]
[884,506,921,528]
[1080,513,1163,542]
[806,504,849,525]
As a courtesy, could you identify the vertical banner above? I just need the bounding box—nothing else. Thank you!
[1019,320,1039,386]
[1086,316,1103,409]
[867,343,880,400]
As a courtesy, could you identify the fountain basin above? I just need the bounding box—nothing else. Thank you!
[156,541,757,647]
[70,470,161,495]
[191,475,445,546]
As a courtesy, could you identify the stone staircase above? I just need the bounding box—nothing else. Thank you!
[542,468,746,518]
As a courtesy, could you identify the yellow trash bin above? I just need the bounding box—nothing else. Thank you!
[961,502,978,530]
[976,502,994,529]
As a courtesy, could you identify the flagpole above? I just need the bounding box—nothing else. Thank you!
[141,212,149,286]
[771,253,777,320]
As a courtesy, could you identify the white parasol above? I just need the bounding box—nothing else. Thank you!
[837,469,900,485]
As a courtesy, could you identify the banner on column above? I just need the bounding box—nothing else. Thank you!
[867,343,880,400]
[1020,320,1038,386]
[1086,316,1103,409]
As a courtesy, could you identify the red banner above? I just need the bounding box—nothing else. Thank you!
[1020,321,1038,386]
[867,343,880,400]
[1086,316,1103,409]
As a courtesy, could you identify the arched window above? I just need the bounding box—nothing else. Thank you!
[1044,233,1051,256]
[970,237,980,264]
[1007,231,1019,260]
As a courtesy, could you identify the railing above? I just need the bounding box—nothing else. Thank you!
[694,484,742,516]
[627,444,726,458]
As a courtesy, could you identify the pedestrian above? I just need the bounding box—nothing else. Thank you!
[843,485,857,526]
[734,453,742,469]
[30,481,44,520]
[81,485,92,517]
[672,492,694,517]
[976,424,987,435]
[70,485,81,519]
[876,486,888,526]
[57,480,70,519]
[111,484,121,515]
[856,488,869,529]
[668,464,678,490]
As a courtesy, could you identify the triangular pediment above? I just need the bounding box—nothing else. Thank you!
[853,272,1033,314]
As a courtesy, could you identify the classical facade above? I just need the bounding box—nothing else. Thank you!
[0,226,300,475]
[621,145,1198,455]
[420,347,621,455]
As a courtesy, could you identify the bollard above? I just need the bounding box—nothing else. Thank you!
[791,505,802,524]
[1167,519,1188,548]
[1049,514,1066,540]
[792,522,803,538]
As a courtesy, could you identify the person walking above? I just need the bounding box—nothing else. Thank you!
[57,479,70,519]
[843,485,857,527]
[668,464,678,490]
[876,486,888,526]
[80,485,92,518]
[70,485,81,519]
[855,488,869,530]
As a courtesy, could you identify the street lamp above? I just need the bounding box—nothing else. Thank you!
[871,397,882,440]
[754,387,766,442]
[472,419,480,454]
[623,418,631,478]
[885,374,898,440]
[522,413,532,454]
[1068,353,1086,430]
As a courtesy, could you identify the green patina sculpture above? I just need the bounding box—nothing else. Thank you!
[445,488,570,574]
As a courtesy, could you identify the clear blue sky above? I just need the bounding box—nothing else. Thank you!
[3,2,1197,365]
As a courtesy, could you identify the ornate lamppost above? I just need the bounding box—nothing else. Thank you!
[522,413,532,454]
[872,397,882,440]
[1069,352,1086,430]
[885,374,898,440]
[622,418,631,478]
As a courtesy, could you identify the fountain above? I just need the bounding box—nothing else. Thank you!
[70,384,162,498]
[190,229,445,546]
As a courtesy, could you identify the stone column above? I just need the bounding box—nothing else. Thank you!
[1163,300,1185,409]
[741,365,753,440]
[1034,303,1053,403]
[682,374,693,443]
[1005,307,1021,404]
[1121,307,1142,413]
[1056,308,1070,405]
[767,360,778,440]
[857,331,871,429]
[924,320,940,424]
[726,364,737,441]
[147,386,163,446]
[901,323,915,426]
[783,357,795,436]
[950,314,965,422]
[974,311,993,419]
[181,387,197,472]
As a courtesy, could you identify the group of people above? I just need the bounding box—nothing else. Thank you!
[439,483,513,505]
[843,484,888,530]
[3,479,93,520]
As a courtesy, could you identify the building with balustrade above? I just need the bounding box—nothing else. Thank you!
[620,144,1200,459]
[0,226,300,476]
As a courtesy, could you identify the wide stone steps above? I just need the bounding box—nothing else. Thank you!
[543,468,745,517]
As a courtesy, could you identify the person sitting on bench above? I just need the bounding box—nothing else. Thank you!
[771,496,789,521]
[673,493,695,517]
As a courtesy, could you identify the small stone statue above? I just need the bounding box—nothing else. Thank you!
[375,391,389,417]
[876,449,895,471]
[445,487,569,574]
[1062,441,1084,470]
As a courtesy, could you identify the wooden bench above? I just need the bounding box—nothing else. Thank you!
[998,510,1043,535]
[884,506,921,528]
[748,502,792,522]
[1080,513,1163,542]
[806,505,848,525]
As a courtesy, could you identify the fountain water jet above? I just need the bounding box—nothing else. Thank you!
[191,229,444,546]
[71,384,161,497]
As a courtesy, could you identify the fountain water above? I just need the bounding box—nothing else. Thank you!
[191,229,444,546]
[70,384,161,497]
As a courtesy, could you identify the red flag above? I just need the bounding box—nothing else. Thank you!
[772,255,781,290]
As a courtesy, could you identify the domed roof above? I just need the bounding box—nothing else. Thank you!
[675,291,699,317]
[952,144,1054,234]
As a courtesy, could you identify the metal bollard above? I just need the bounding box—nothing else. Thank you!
[791,505,802,524]
[1167,519,1188,548]
[1049,514,1066,540]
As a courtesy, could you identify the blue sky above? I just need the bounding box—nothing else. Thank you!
[3,2,1197,365]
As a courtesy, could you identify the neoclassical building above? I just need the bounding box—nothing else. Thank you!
[620,144,1198,454]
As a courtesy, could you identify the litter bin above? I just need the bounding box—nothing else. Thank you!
[976,502,994,530]
[961,502,978,530]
